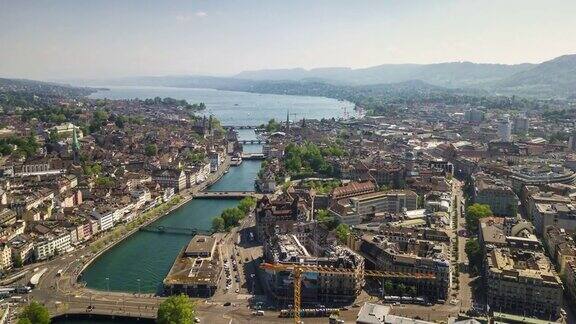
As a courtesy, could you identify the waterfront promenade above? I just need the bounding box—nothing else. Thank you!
[20,158,235,321]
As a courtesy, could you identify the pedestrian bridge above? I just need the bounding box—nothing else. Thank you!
[195,191,263,199]
[139,225,211,236]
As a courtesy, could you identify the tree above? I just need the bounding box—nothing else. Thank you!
[465,239,483,275]
[383,280,394,296]
[115,115,126,128]
[145,144,158,156]
[220,207,245,229]
[48,129,60,143]
[13,254,23,268]
[157,294,195,324]
[264,119,281,132]
[465,203,492,233]
[19,302,50,324]
[335,223,350,244]
[17,319,32,324]
[212,217,225,232]
[396,283,406,296]
[237,197,256,214]
[316,209,338,230]
[408,286,417,297]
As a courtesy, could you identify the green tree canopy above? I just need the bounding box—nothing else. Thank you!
[263,118,282,132]
[145,144,158,156]
[396,283,407,296]
[335,223,350,244]
[283,142,338,177]
[157,294,195,324]
[316,209,339,230]
[237,197,256,214]
[13,254,23,268]
[220,207,246,230]
[465,203,492,232]
[383,280,394,295]
[465,238,483,275]
[19,302,50,324]
[212,216,225,232]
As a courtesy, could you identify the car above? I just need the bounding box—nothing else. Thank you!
[235,288,239,293]
[194,317,201,323]
[223,302,231,306]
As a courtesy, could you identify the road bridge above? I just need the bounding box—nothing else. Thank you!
[50,291,160,321]
[223,125,259,130]
[195,191,263,199]
[238,139,268,144]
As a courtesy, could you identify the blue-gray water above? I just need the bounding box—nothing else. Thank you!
[88,86,353,126]
[80,159,262,293]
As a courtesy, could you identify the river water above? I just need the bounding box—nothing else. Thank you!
[55,88,343,323]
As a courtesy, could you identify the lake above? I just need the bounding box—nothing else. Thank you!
[88,86,353,126]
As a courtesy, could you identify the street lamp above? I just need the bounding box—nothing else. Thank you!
[106,277,110,292]
[137,278,141,295]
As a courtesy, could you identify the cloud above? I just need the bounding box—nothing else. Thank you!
[176,11,207,24]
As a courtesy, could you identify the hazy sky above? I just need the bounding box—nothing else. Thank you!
[1,0,575,79]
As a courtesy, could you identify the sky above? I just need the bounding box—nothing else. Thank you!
[1,0,576,80]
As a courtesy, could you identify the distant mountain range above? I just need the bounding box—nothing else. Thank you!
[234,54,576,98]
[62,54,576,99]
[235,62,534,88]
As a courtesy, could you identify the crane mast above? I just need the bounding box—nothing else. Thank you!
[260,262,436,324]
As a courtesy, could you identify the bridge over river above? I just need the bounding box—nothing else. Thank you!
[139,225,212,236]
[194,191,263,199]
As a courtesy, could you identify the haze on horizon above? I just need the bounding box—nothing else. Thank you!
[1,0,576,80]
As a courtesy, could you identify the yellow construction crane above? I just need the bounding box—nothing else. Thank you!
[260,262,436,324]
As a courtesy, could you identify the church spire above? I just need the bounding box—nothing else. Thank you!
[72,127,80,152]
[72,127,81,163]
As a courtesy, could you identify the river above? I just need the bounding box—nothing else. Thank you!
[55,88,343,323]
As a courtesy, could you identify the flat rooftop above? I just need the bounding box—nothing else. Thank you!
[165,236,221,286]
[184,235,216,257]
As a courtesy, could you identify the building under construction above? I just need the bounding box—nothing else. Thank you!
[262,233,365,306]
